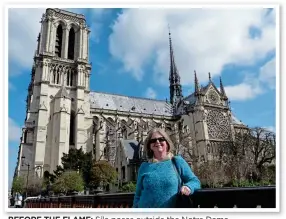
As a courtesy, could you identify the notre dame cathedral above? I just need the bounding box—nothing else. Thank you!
[15,8,247,180]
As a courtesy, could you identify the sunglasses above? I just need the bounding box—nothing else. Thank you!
[149,137,166,144]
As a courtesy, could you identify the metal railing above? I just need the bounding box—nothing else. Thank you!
[24,186,275,208]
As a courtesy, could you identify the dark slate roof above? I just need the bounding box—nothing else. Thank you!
[121,139,140,160]
[184,93,196,105]
[89,91,245,126]
[200,85,209,94]
[89,92,173,116]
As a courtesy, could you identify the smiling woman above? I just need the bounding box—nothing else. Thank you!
[133,128,201,208]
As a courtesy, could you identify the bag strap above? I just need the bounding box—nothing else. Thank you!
[171,157,182,193]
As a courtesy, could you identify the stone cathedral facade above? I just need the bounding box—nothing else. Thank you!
[15,8,247,179]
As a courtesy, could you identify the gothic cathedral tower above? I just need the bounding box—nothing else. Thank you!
[168,29,183,106]
[182,72,235,164]
[17,8,93,177]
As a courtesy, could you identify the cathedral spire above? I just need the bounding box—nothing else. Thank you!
[168,25,183,105]
[220,77,228,100]
[194,70,200,96]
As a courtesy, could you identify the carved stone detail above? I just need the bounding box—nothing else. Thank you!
[207,89,219,104]
[206,109,231,140]
[54,12,85,24]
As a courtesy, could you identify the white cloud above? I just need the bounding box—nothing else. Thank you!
[145,87,157,99]
[225,82,261,101]
[8,8,105,76]
[109,8,275,84]
[263,126,276,133]
[224,56,275,101]
[9,118,22,142]
[9,8,45,75]
[259,57,276,89]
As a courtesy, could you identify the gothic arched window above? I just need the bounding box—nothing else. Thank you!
[68,27,75,60]
[165,125,172,136]
[67,69,70,86]
[56,68,60,84]
[53,71,56,84]
[66,69,74,86]
[70,70,74,86]
[69,110,75,145]
[23,130,28,143]
[55,24,63,58]
[93,117,99,134]
[121,120,128,139]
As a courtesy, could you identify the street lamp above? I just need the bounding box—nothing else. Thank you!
[21,156,30,198]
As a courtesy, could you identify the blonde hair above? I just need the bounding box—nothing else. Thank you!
[144,128,174,161]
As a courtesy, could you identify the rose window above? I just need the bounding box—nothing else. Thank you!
[206,110,230,140]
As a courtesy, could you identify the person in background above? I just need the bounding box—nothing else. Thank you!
[14,192,23,208]
[133,128,201,208]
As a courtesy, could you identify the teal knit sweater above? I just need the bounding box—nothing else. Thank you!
[133,155,201,208]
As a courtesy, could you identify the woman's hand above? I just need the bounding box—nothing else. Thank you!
[180,186,191,196]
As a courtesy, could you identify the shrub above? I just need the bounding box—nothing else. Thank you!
[12,176,25,194]
[121,182,136,192]
[90,160,117,189]
[52,171,84,194]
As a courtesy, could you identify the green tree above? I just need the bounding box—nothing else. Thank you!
[121,182,136,192]
[48,148,92,188]
[52,171,84,195]
[90,160,117,189]
[60,148,92,186]
[26,176,43,196]
[53,165,65,178]
[12,176,25,193]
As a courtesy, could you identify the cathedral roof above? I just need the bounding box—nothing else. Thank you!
[184,93,196,105]
[89,92,173,116]
[89,91,245,127]
[120,139,141,160]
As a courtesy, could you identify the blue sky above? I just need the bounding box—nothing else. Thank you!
[8,8,276,188]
